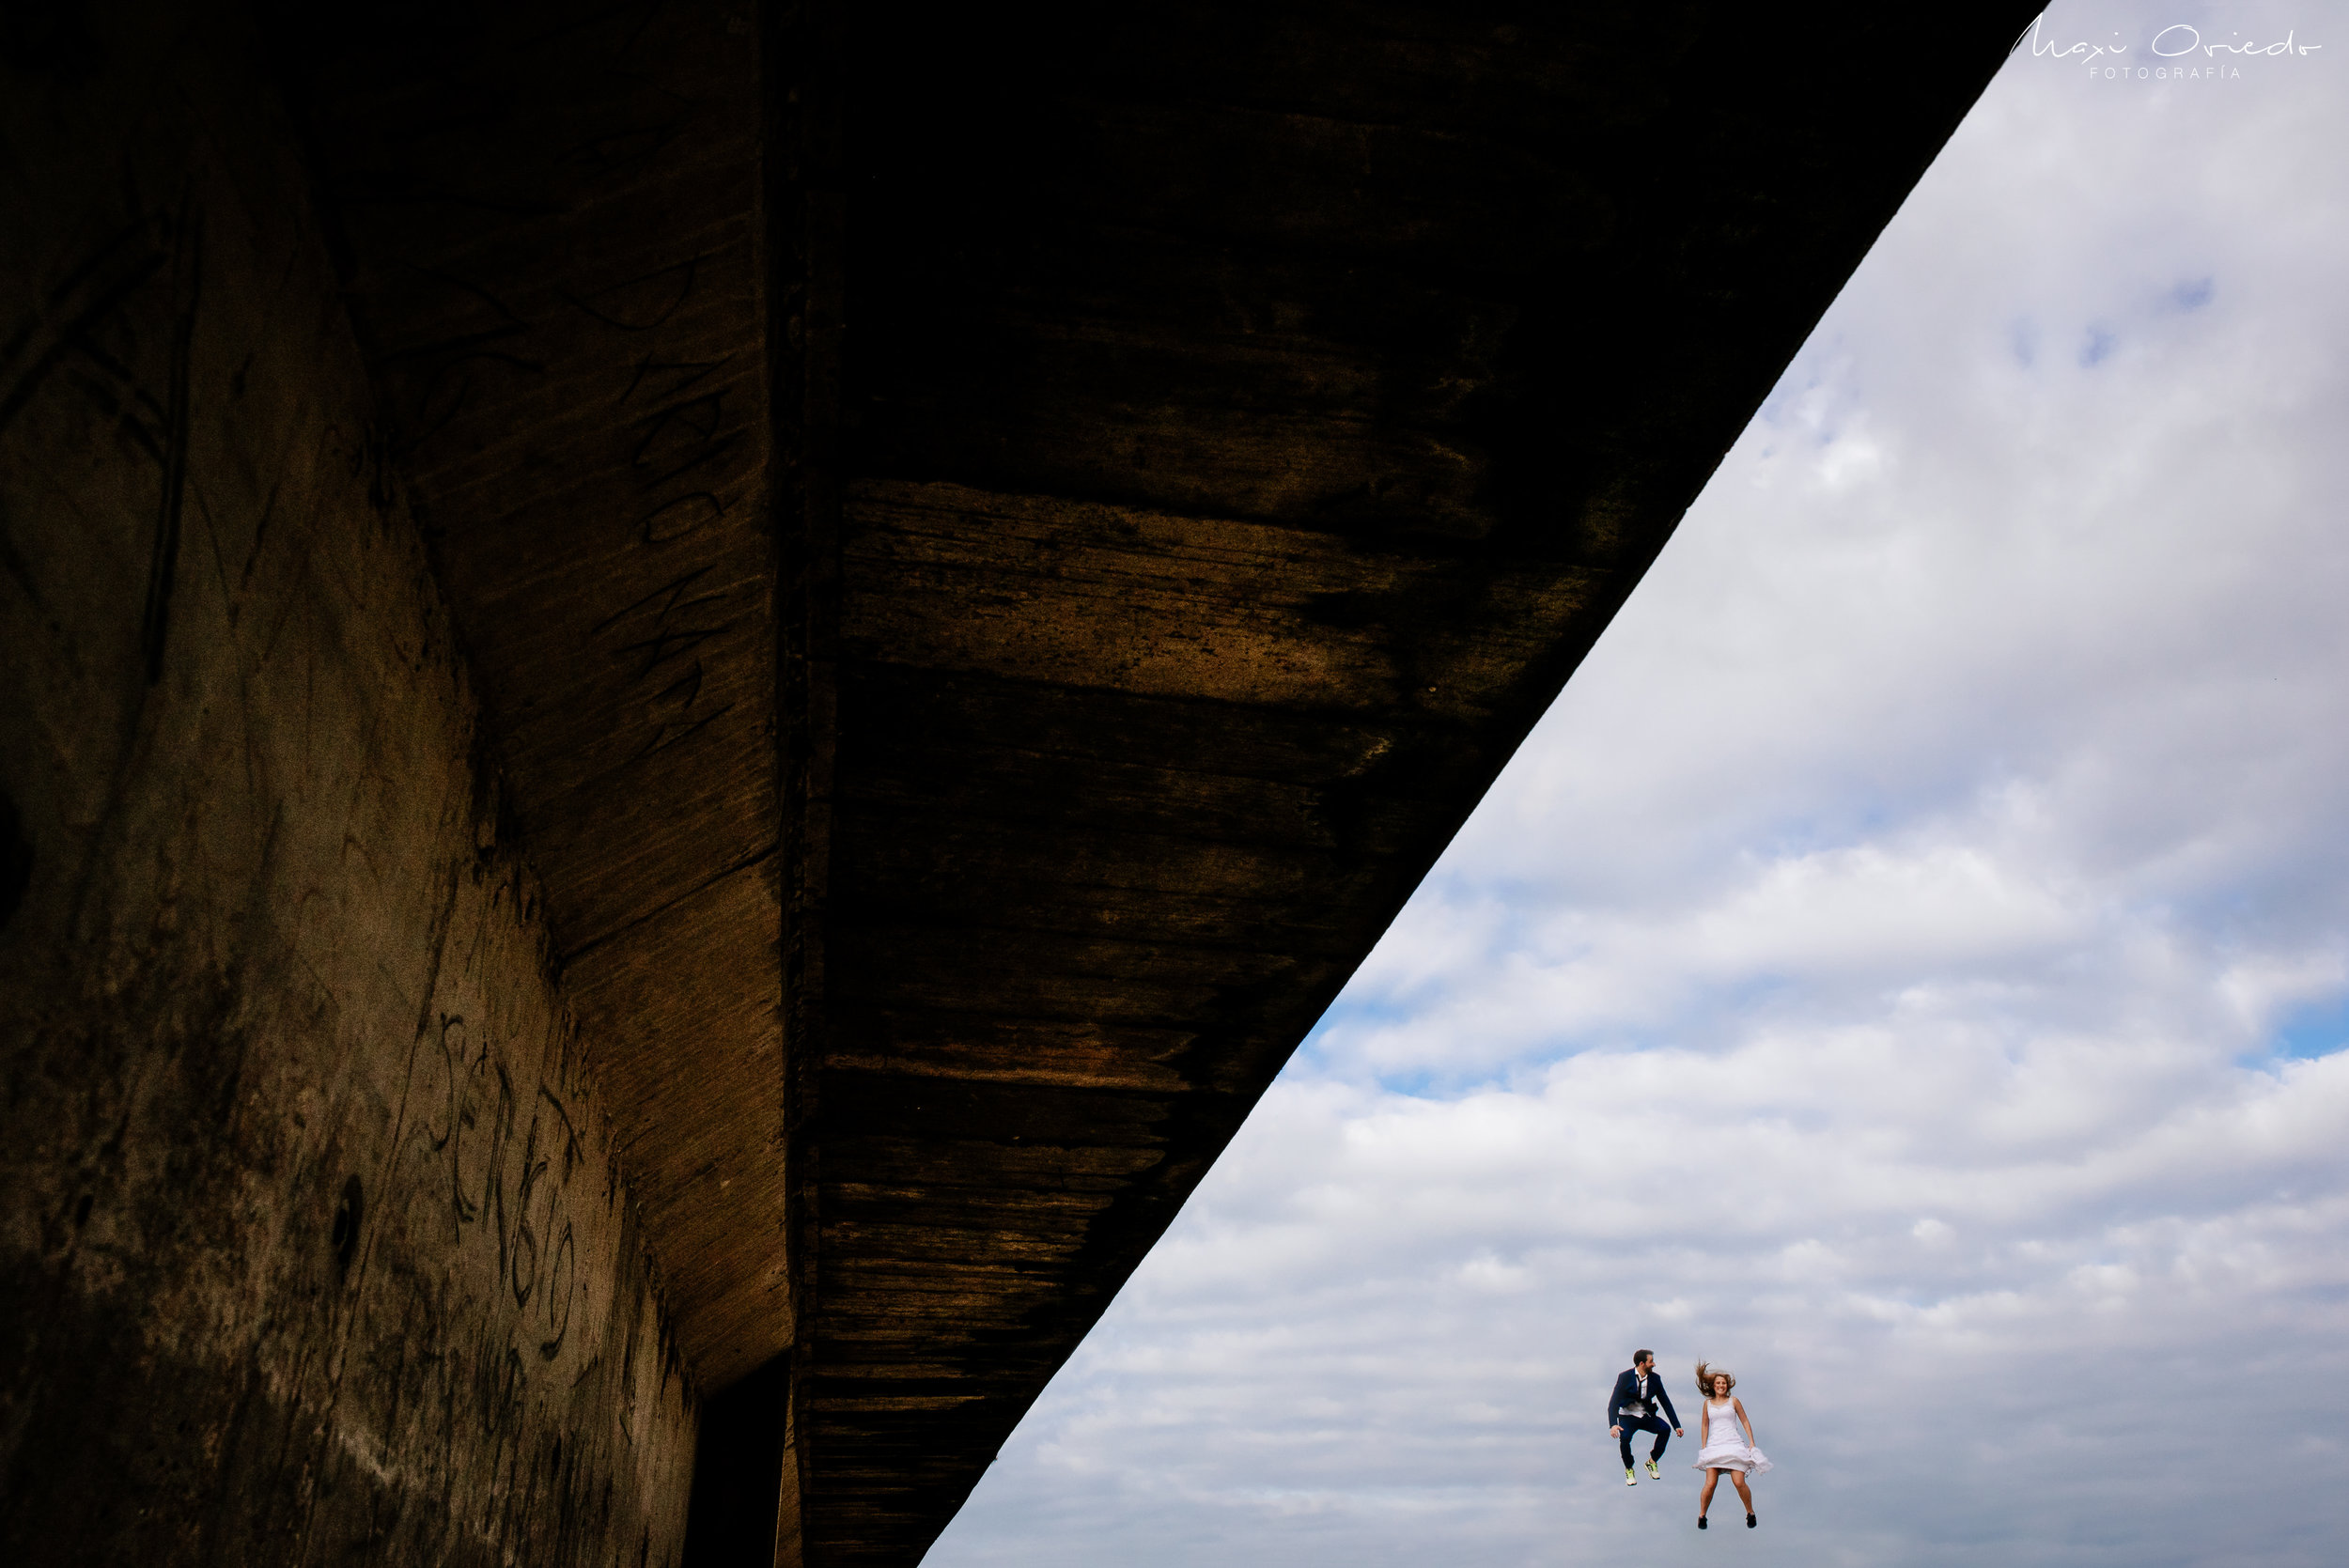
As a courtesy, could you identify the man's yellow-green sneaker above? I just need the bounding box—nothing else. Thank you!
[1644,1458,1661,1480]
[1625,1466,1637,1485]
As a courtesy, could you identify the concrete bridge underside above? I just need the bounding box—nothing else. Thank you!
[0,4,2032,1564]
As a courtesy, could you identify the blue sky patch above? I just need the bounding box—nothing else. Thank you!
[2270,990,2349,1060]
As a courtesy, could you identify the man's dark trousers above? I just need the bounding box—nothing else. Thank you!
[1617,1415,1672,1469]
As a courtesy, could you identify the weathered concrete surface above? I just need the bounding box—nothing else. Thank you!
[0,7,695,1564]
[273,0,788,1392]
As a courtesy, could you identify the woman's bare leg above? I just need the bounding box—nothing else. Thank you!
[1699,1469,1719,1517]
[1731,1470,1753,1513]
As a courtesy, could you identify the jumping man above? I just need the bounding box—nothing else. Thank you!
[1606,1349,1683,1484]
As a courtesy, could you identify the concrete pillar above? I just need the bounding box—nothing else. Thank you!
[0,6,696,1562]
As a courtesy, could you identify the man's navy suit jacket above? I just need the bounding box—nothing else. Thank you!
[1608,1368,1682,1428]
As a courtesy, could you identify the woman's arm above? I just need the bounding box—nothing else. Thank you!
[1734,1397,1754,1447]
[1701,1403,1710,1446]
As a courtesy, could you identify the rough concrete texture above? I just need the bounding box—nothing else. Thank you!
[0,7,696,1564]
[272,0,788,1389]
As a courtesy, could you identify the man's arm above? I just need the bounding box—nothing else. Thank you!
[1606,1371,1626,1432]
[1656,1383,1682,1431]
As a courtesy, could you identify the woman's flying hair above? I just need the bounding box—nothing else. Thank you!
[1694,1359,1735,1397]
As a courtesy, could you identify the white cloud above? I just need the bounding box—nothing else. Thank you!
[929,6,2349,1564]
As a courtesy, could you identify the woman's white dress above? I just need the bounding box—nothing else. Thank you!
[1691,1397,1773,1474]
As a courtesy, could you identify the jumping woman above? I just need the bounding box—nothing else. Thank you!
[1690,1360,1771,1529]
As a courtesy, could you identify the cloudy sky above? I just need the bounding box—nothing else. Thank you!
[927,7,2349,1564]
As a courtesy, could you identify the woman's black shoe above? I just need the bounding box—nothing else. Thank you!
[1746,1513,1757,1529]
[1697,1517,1707,1529]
